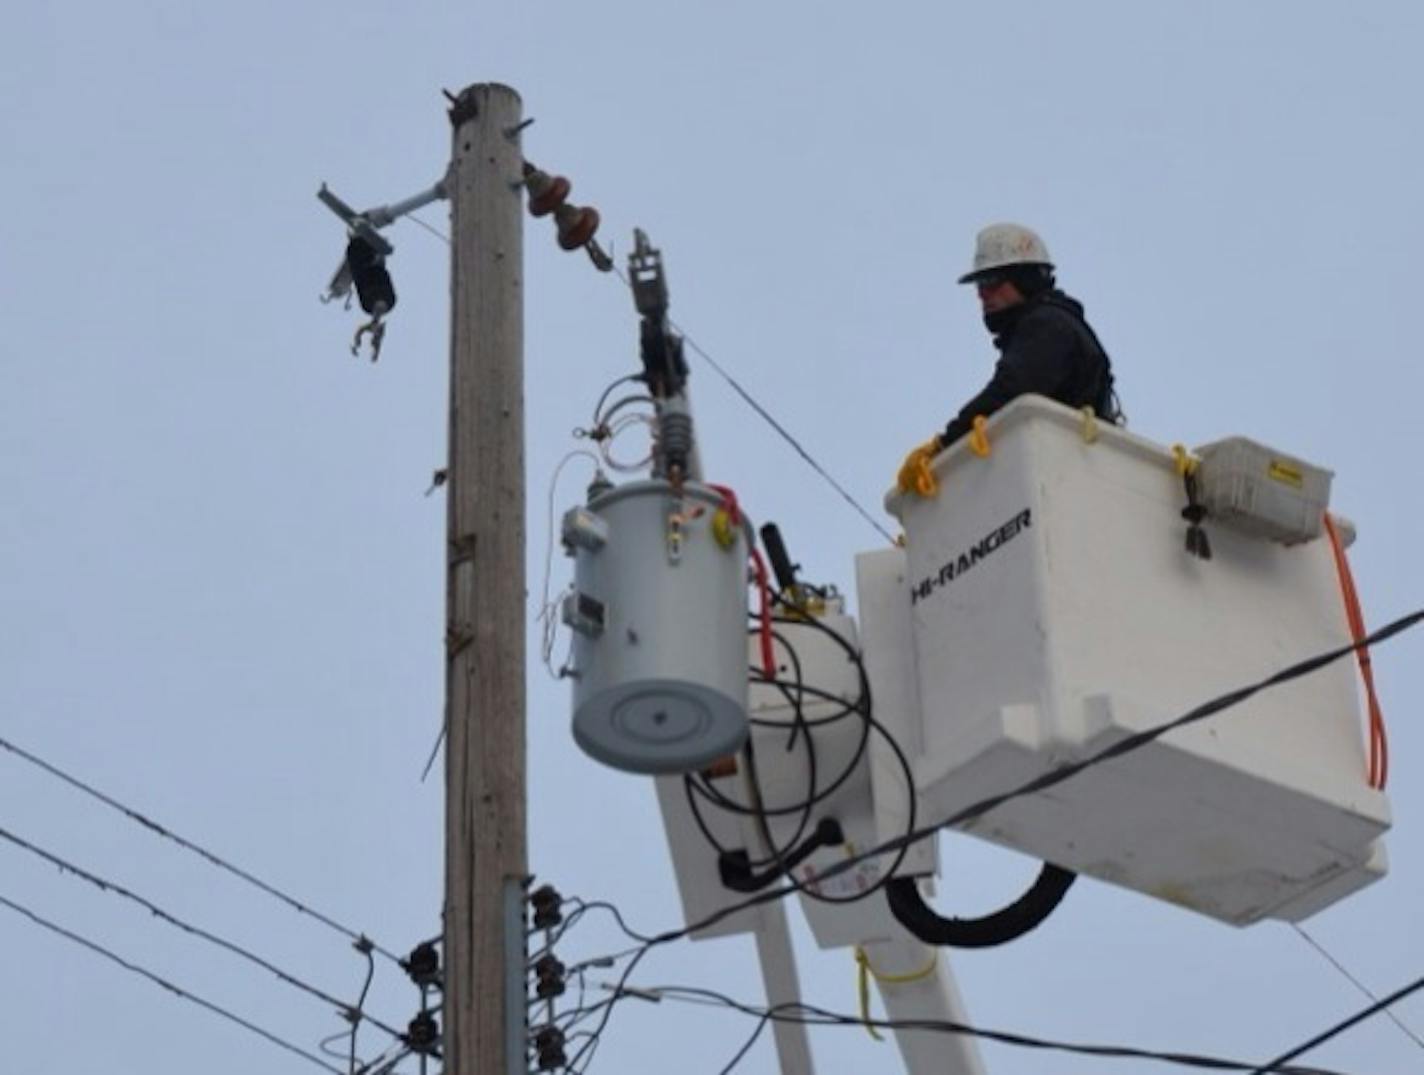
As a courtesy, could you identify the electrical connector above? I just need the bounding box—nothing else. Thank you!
[401,941,442,990]
[405,1011,440,1056]
[530,1025,567,1072]
[532,954,566,1000]
[529,884,562,930]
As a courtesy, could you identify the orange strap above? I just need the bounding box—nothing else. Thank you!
[1323,514,1387,789]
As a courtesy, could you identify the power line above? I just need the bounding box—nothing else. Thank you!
[354,1041,415,1075]
[714,1006,774,1075]
[406,207,901,547]
[0,890,345,1075]
[323,1030,415,1075]
[608,984,1345,1074]
[559,898,656,945]
[0,731,402,964]
[561,946,652,1074]
[0,822,407,1043]
[1291,923,1424,1052]
[670,323,898,546]
[1250,972,1424,1074]
[607,264,898,546]
[404,211,451,245]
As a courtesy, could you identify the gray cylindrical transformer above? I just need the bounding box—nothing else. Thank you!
[564,479,752,774]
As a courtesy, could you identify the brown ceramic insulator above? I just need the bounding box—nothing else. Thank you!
[526,173,571,217]
[555,204,600,250]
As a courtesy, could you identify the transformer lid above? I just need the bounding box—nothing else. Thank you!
[573,680,748,775]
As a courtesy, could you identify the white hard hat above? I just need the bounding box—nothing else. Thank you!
[958,223,1053,284]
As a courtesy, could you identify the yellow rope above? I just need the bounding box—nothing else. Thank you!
[861,945,939,985]
[895,438,941,498]
[854,948,884,1041]
[968,415,991,458]
[853,946,939,1040]
[1080,405,1099,444]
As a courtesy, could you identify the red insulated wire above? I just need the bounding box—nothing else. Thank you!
[1323,513,1388,789]
[705,481,770,676]
[748,547,775,679]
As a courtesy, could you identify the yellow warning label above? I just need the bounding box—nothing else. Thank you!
[1268,460,1305,488]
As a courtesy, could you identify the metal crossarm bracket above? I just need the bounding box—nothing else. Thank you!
[316,174,449,304]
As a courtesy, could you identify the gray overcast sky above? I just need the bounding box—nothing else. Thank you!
[3,2,1423,1073]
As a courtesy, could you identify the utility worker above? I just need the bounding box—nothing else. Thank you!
[899,223,1120,491]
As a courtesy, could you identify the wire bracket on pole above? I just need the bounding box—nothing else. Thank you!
[505,877,530,1075]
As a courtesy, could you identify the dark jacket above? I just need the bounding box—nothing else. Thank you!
[939,290,1117,447]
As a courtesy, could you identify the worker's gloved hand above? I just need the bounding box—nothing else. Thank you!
[896,436,943,497]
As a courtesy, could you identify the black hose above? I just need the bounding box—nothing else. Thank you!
[718,818,844,893]
[884,864,1076,948]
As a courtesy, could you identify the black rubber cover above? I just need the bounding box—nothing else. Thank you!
[885,864,1076,948]
[759,523,800,593]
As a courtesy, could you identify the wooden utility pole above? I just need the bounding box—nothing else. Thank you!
[444,82,526,1075]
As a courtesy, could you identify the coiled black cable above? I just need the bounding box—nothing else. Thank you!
[885,865,1076,948]
[687,602,921,905]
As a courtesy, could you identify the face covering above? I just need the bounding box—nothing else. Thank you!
[983,303,1026,341]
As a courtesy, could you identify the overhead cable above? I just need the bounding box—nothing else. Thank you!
[691,607,920,905]
[609,265,897,546]
[347,936,378,1075]
[354,1041,415,1075]
[1249,971,1424,1074]
[558,897,656,945]
[1291,923,1424,1052]
[0,891,345,1074]
[0,731,402,964]
[627,984,1345,1075]
[403,212,451,246]
[560,947,652,1074]
[406,207,902,546]
[528,899,654,968]
[0,823,405,1043]
[537,449,602,683]
[669,323,898,546]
